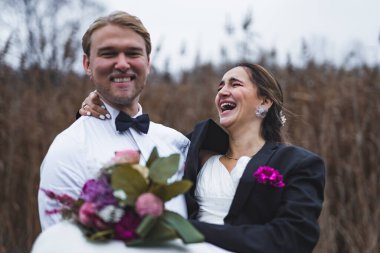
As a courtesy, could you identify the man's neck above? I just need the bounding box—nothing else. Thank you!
[118,105,140,117]
[100,97,140,117]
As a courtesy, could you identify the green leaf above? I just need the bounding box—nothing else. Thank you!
[162,211,205,244]
[146,147,159,167]
[149,154,180,184]
[135,215,158,238]
[151,180,193,202]
[127,219,177,246]
[111,164,148,205]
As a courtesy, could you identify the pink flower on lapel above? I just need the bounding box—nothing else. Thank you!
[253,166,285,188]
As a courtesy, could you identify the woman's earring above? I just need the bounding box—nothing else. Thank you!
[256,105,268,118]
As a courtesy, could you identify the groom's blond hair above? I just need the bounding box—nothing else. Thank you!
[82,11,151,59]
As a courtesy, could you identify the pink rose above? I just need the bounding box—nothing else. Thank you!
[78,202,96,226]
[135,193,163,217]
[112,149,140,164]
[78,202,108,230]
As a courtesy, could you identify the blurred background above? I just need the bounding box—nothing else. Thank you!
[0,0,379,252]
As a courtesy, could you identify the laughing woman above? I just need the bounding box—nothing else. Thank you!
[80,63,325,253]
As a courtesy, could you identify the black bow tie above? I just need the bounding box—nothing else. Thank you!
[115,112,150,134]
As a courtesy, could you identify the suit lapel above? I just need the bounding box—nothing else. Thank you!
[185,119,228,181]
[225,142,279,220]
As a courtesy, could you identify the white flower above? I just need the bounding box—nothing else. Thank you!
[280,110,287,126]
[98,205,125,223]
[113,189,127,200]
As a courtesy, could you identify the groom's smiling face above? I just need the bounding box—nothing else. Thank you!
[83,24,151,113]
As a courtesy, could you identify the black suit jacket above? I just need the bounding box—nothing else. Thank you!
[184,119,325,253]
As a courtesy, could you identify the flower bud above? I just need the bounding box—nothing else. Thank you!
[135,193,163,217]
[113,149,140,164]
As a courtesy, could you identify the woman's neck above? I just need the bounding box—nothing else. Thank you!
[226,121,265,159]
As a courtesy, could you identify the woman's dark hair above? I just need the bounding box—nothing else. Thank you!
[235,62,285,143]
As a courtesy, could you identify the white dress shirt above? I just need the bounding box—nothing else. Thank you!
[38,103,190,230]
[195,155,250,224]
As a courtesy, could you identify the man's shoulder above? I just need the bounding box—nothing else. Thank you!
[50,116,104,149]
[149,121,190,153]
[41,117,107,173]
[149,121,188,140]
[54,117,90,140]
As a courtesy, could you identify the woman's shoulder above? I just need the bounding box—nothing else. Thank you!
[272,142,325,167]
[276,143,322,158]
[268,143,325,183]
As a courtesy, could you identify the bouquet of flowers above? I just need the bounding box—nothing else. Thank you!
[41,148,204,245]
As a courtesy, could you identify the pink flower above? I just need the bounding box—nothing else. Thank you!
[112,149,140,165]
[253,166,285,188]
[78,202,97,226]
[135,193,163,217]
[78,202,108,230]
[114,211,141,241]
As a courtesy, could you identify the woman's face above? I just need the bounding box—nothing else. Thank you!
[215,66,263,129]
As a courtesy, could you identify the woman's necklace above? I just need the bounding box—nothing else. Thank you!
[223,142,265,161]
[223,153,239,160]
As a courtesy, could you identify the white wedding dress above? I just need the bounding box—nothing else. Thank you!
[195,155,249,224]
[31,221,232,253]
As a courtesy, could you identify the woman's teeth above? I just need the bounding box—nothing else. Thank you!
[221,102,236,111]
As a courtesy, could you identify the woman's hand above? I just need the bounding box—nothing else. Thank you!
[79,90,111,120]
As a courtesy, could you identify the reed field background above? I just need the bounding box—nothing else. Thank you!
[1,2,380,253]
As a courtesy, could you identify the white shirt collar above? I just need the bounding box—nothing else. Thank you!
[103,102,143,118]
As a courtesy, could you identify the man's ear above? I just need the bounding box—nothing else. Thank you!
[83,54,91,77]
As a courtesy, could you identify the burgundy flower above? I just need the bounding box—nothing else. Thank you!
[253,166,285,188]
[114,210,141,241]
[40,188,76,215]
[80,177,117,208]
[135,193,163,217]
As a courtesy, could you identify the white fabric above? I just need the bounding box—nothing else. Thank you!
[31,221,233,253]
[38,103,190,230]
[195,155,250,224]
